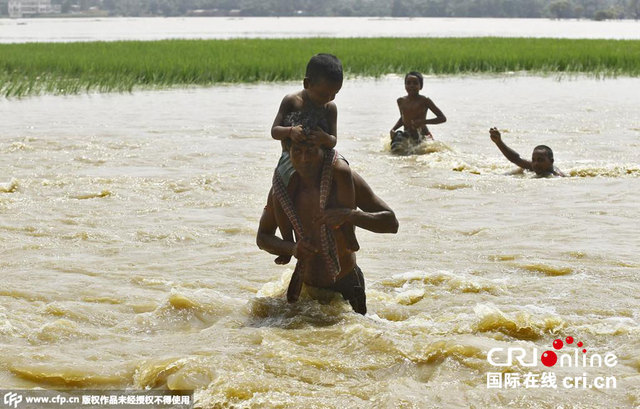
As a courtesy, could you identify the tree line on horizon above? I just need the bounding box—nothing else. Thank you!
[1,0,639,19]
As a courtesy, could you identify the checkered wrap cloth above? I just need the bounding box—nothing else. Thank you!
[272,148,341,303]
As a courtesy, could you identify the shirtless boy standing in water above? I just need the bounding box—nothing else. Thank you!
[390,71,446,149]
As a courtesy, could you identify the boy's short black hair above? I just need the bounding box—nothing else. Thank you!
[534,145,554,160]
[405,71,424,88]
[305,53,343,85]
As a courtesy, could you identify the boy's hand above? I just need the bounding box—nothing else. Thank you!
[489,127,502,143]
[290,125,305,142]
[389,130,396,139]
[274,255,291,265]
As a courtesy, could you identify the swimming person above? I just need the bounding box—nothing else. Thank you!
[257,138,398,315]
[489,127,565,177]
[389,71,446,151]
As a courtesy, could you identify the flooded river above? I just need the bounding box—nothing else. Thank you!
[1,75,639,408]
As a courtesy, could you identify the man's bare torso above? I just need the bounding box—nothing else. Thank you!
[278,169,356,288]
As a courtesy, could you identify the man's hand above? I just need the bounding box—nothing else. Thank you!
[317,208,353,229]
[489,127,502,143]
[293,238,318,260]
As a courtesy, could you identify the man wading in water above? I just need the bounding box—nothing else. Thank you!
[257,138,398,315]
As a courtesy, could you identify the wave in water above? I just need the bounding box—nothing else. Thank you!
[473,303,565,341]
[0,178,19,193]
[568,165,640,178]
[382,136,453,156]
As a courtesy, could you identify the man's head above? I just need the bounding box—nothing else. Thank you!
[404,71,424,95]
[531,145,554,175]
[303,53,343,106]
[285,138,324,179]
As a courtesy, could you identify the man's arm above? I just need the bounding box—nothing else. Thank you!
[256,189,316,258]
[320,171,399,234]
[332,158,360,251]
[489,127,532,170]
[333,158,355,208]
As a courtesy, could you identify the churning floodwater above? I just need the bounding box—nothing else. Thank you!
[1,74,639,408]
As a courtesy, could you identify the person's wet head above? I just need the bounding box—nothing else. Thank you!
[531,145,554,175]
[303,53,343,106]
[404,71,424,96]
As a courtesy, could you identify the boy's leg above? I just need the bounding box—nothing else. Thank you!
[281,174,303,302]
[273,153,298,264]
[273,174,298,264]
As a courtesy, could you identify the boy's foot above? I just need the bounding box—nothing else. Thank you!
[274,255,292,265]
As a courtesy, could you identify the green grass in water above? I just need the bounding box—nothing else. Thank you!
[1,38,639,97]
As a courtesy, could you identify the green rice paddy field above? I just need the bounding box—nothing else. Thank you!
[1,37,639,97]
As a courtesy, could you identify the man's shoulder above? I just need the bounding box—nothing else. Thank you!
[332,156,352,178]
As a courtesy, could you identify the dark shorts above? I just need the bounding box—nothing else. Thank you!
[328,265,367,315]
